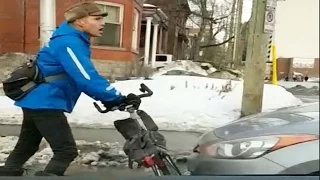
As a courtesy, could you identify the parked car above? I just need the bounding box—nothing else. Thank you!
[187,103,319,175]
[154,54,175,69]
[139,54,175,69]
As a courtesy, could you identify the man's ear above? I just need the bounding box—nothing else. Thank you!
[75,18,85,27]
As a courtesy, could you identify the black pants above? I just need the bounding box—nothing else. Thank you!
[4,108,78,176]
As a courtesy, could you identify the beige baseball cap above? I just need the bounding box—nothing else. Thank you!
[64,2,108,22]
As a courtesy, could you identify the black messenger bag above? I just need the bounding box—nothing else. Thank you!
[2,59,66,101]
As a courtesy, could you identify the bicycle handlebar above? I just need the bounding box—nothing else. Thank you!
[93,83,153,113]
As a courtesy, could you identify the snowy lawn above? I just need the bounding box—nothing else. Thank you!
[0,76,302,132]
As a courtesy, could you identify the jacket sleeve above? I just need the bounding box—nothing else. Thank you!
[56,42,124,103]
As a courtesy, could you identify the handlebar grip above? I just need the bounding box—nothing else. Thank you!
[93,83,153,113]
[138,83,153,98]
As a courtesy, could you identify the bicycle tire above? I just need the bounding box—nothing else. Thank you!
[157,153,182,176]
[151,165,162,176]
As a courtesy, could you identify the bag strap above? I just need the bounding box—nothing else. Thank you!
[44,74,68,82]
[20,74,67,94]
[32,56,68,83]
[33,58,68,82]
[21,81,37,92]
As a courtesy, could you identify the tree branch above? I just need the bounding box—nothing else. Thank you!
[188,16,201,27]
[212,24,224,37]
[200,36,234,48]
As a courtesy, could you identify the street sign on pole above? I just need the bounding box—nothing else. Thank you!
[264,0,277,34]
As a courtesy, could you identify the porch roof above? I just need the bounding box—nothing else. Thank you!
[142,3,168,27]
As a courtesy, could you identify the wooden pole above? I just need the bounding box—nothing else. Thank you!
[240,0,269,116]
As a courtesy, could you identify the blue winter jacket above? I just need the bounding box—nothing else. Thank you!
[15,21,123,113]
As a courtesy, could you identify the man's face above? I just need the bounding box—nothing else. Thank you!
[76,16,104,37]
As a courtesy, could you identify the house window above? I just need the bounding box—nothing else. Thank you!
[93,1,124,47]
[132,9,140,50]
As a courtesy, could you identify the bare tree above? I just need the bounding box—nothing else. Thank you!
[188,0,234,62]
[144,0,235,64]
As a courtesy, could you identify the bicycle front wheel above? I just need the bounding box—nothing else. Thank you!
[158,153,182,176]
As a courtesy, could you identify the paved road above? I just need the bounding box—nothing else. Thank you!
[297,95,319,103]
[0,125,202,153]
[64,163,189,177]
[278,81,319,89]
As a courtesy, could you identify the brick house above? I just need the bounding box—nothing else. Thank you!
[139,3,169,67]
[0,0,144,77]
[144,0,191,60]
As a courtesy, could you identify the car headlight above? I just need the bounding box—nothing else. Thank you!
[197,135,318,159]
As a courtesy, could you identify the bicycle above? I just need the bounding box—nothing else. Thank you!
[93,83,182,176]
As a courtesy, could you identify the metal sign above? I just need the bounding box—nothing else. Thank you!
[264,0,277,34]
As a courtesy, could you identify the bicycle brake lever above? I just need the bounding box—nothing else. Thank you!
[93,102,111,113]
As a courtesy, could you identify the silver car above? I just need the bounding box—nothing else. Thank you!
[187,103,319,175]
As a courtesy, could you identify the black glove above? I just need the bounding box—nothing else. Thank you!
[102,96,126,111]
[101,94,141,111]
[123,93,141,110]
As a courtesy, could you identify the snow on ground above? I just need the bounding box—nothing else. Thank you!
[0,76,302,132]
[151,60,209,77]
[0,136,125,168]
[0,136,51,167]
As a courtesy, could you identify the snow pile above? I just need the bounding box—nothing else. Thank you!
[151,60,242,80]
[0,137,126,168]
[0,136,18,164]
[0,136,188,168]
[0,137,54,167]
[75,141,129,168]
[208,70,243,80]
[152,60,209,77]
[198,62,217,74]
[0,76,302,132]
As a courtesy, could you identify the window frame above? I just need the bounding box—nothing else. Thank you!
[131,8,140,51]
[94,1,124,48]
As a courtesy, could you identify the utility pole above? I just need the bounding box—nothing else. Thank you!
[240,0,269,116]
[39,0,56,48]
[233,0,244,69]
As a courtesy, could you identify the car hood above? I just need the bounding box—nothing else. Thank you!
[213,111,319,141]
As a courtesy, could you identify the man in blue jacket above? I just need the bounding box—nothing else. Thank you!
[0,2,141,176]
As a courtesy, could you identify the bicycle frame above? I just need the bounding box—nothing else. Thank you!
[93,83,182,176]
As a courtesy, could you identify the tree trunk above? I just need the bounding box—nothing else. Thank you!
[233,0,244,69]
[191,0,209,62]
[225,0,236,66]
